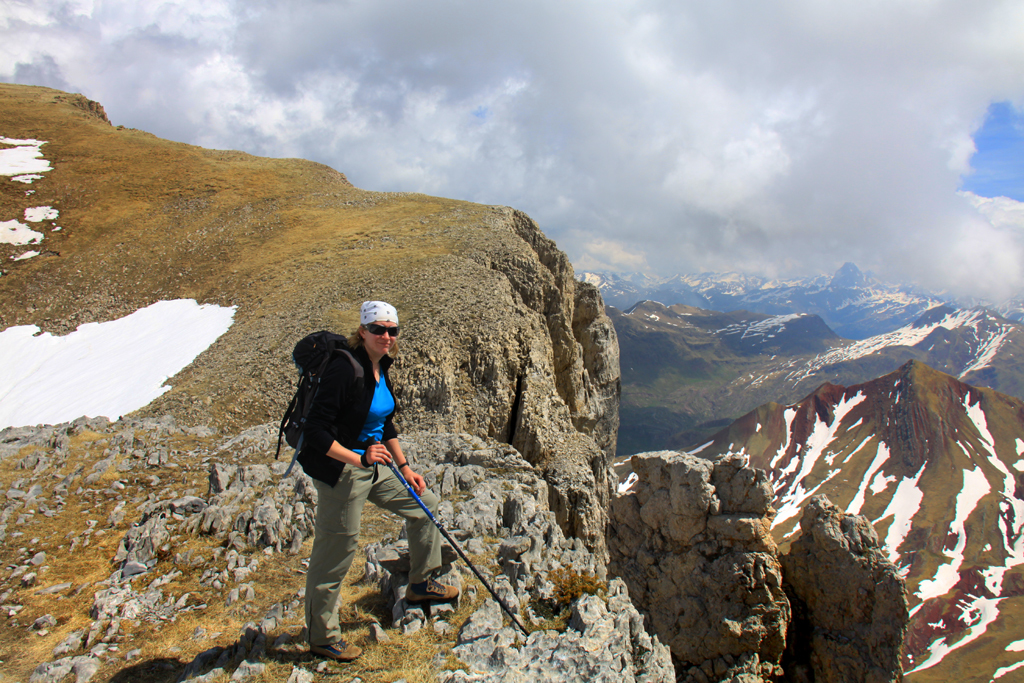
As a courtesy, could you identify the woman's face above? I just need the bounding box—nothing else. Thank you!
[360,320,398,358]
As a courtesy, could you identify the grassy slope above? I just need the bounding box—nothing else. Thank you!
[0,83,507,432]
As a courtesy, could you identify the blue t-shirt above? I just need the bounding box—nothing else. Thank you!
[353,378,395,454]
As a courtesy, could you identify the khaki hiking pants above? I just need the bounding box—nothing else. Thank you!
[305,463,442,647]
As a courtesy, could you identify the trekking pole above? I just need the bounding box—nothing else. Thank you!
[384,459,531,637]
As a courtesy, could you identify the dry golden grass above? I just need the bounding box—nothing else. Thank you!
[1,82,513,433]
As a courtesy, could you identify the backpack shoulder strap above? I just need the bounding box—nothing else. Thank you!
[337,348,364,383]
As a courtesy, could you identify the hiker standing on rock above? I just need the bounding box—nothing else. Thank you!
[297,300,459,662]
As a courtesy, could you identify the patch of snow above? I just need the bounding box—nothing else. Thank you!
[908,595,1003,674]
[915,463,990,602]
[964,395,1024,568]
[13,251,39,261]
[772,393,865,528]
[0,300,236,430]
[847,443,891,514]
[717,313,806,342]
[769,408,798,471]
[12,174,44,184]
[876,466,926,567]
[618,471,639,494]
[994,660,1024,680]
[869,470,895,495]
[0,219,44,245]
[1009,639,1024,652]
[0,138,52,178]
[24,206,58,222]
[687,440,714,455]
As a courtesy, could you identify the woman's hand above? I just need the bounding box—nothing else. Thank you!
[363,442,393,467]
[403,467,427,496]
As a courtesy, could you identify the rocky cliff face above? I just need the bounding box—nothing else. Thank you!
[781,496,908,683]
[392,207,620,555]
[609,452,909,683]
[608,452,790,682]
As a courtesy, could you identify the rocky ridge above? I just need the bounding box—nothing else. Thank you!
[691,360,1024,681]
[781,496,908,683]
[609,451,908,683]
[0,417,669,683]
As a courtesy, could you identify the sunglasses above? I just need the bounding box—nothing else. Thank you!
[365,323,400,337]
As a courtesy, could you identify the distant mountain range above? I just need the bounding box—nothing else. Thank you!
[693,361,1024,682]
[583,263,1024,340]
[612,300,1024,455]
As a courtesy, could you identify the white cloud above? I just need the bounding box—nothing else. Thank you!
[3,1,1024,296]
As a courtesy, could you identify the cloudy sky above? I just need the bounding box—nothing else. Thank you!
[3,0,1024,299]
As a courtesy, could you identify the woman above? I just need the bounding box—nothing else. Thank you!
[297,300,458,662]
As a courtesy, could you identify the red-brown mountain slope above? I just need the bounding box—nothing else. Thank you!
[698,360,1024,682]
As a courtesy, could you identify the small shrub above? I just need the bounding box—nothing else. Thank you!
[526,567,608,633]
[548,567,607,609]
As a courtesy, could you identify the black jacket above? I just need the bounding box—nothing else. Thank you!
[297,346,398,486]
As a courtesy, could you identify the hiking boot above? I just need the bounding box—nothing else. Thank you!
[405,577,460,603]
[309,640,362,661]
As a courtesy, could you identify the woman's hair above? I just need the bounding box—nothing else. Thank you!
[348,325,399,356]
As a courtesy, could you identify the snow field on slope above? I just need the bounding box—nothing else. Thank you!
[0,137,52,179]
[875,466,925,571]
[717,313,807,341]
[881,395,1024,675]
[0,300,235,430]
[963,395,1024,580]
[847,442,890,516]
[915,465,990,603]
[789,309,1013,383]
[2,137,59,258]
[0,219,44,245]
[771,393,865,529]
[992,641,1024,682]
[909,595,1003,675]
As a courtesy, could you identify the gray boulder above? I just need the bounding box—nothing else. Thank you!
[780,495,908,683]
[608,451,789,682]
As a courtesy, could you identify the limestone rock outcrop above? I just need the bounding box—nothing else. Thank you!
[393,208,620,558]
[608,452,790,682]
[780,495,908,683]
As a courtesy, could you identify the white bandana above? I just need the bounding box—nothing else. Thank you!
[360,301,398,325]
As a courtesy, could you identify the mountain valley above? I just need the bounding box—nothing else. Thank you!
[614,300,1024,456]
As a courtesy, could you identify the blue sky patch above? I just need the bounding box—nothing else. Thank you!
[961,101,1024,201]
